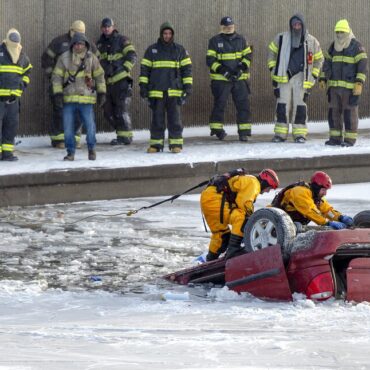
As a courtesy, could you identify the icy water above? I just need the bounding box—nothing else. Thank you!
[1,190,370,369]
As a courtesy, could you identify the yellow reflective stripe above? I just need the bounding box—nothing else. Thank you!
[274,125,289,134]
[238,123,252,130]
[53,67,64,77]
[269,41,278,54]
[169,138,183,145]
[150,138,164,145]
[117,130,133,138]
[292,128,308,135]
[324,51,332,60]
[0,89,22,96]
[211,61,221,72]
[207,49,217,57]
[344,132,358,139]
[303,81,314,89]
[272,75,289,83]
[23,64,32,73]
[149,90,163,98]
[141,58,152,67]
[107,70,129,84]
[242,58,251,67]
[106,53,124,61]
[168,89,182,97]
[242,47,252,56]
[312,68,320,77]
[328,80,355,89]
[64,95,96,104]
[2,143,14,151]
[46,48,56,58]
[152,61,179,68]
[92,67,104,77]
[209,122,223,129]
[96,83,106,93]
[0,65,24,74]
[180,58,191,67]
[139,76,149,84]
[320,71,326,78]
[313,51,323,60]
[268,60,276,69]
[329,129,342,137]
[22,76,30,84]
[122,45,135,56]
[210,73,249,81]
[356,73,366,82]
[354,52,367,63]
[217,52,242,60]
[52,84,63,93]
[182,77,193,84]
[50,133,64,141]
[123,60,134,70]
[332,55,356,63]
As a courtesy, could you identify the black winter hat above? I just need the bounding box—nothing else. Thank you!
[101,17,114,27]
[70,32,90,49]
[220,16,234,26]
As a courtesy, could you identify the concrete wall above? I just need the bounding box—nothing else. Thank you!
[1,0,370,135]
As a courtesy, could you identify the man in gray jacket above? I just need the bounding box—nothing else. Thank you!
[268,13,323,143]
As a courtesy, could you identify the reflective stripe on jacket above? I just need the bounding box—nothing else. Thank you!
[0,43,32,97]
[51,50,106,104]
[97,30,137,85]
[321,38,368,89]
[268,32,323,89]
[206,33,252,81]
[281,185,341,225]
[139,39,192,98]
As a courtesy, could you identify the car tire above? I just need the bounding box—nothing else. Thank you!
[243,207,296,258]
[353,210,370,228]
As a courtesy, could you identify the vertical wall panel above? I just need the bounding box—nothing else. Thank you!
[0,0,369,135]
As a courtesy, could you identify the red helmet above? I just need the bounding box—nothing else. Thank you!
[311,171,332,189]
[259,169,280,189]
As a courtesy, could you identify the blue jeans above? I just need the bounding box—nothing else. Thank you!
[63,103,96,154]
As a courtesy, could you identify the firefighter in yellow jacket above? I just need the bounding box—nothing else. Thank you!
[271,171,354,229]
[201,169,280,261]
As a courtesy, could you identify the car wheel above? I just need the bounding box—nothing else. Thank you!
[243,207,296,256]
[353,210,370,228]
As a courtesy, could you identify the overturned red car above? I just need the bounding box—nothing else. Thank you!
[164,208,370,303]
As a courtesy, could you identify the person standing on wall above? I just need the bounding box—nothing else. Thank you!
[0,29,32,161]
[207,16,253,142]
[97,17,137,145]
[268,13,323,143]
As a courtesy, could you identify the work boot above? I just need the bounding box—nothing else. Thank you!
[325,138,341,146]
[294,136,306,143]
[2,152,18,161]
[170,147,182,153]
[341,141,354,147]
[111,137,132,145]
[54,142,65,149]
[147,146,161,153]
[88,149,96,160]
[206,251,219,262]
[225,234,244,260]
[210,129,227,141]
[272,135,285,143]
[63,153,74,161]
[239,134,248,142]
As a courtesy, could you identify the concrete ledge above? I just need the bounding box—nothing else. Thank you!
[1,153,370,207]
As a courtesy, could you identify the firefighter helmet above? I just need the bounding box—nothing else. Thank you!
[310,171,332,189]
[259,169,280,189]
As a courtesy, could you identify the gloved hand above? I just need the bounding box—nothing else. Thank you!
[339,215,354,226]
[183,84,192,96]
[352,82,363,96]
[231,68,243,82]
[97,93,106,108]
[303,91,310,103]
[177,92,188,106]
[327,221,347,230]
[53,94,64,109]
[140,86,148,99]
[273,88,280,98]
[218,65,232,80]
[319,80,326,90]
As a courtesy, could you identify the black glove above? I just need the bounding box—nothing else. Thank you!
[53,94,64,109]
[183,85,192,96]
[218,65,232,80]
[273,88,280,99]
[231,69,243,82]
[140,86,148,99]
[303,92,310,103]
[97,93,106,108]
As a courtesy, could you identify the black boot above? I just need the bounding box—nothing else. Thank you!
[206,251,219,261]
[2,152,18,161]
[225,234,244,259]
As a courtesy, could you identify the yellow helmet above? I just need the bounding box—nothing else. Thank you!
[70,20,86,34]
[335,19,350,33]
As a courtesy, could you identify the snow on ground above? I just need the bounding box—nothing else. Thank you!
[3,118,370,176]
[1,184,370,369]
